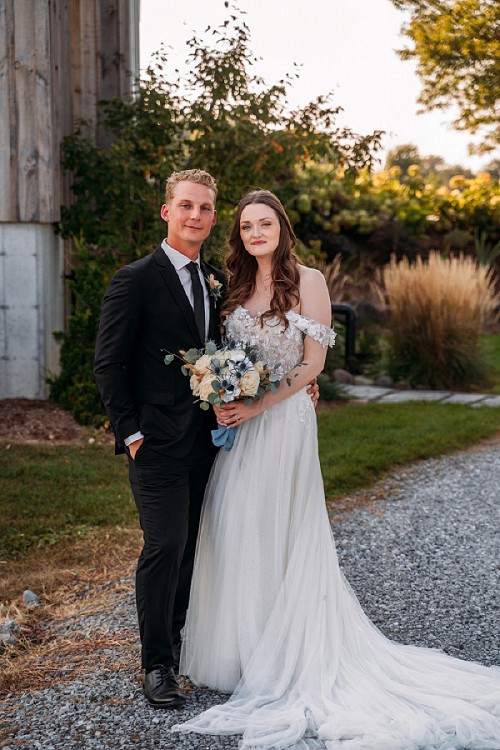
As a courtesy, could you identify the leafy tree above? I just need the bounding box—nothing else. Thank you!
[484,159,500,180]
[435,163,474,183]
[59,7,382,263]
[385,144,421,174]
[385,144,475,184]
[418,154,445,177]
[391,0,500,153]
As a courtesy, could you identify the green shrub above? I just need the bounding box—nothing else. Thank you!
[318,374,347,401]
[48,250,108,425]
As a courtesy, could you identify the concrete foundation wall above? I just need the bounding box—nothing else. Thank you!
[0,224,64,398]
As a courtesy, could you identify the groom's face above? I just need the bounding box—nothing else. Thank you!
[161,181,217,257]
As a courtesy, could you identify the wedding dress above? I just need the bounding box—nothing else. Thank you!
[173,305,500,750]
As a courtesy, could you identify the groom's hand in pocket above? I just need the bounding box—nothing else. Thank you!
[129,438,144,460]
[307,378,319,409]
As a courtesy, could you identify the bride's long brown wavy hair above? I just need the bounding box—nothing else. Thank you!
[222,190,301,328]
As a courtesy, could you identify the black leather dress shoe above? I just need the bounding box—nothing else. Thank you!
[143,666,186,709]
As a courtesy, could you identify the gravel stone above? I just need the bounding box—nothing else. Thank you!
[23,589,40,606]
[1,441,498,748]
[0,620,21,651]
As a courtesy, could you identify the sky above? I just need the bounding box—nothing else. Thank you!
[139,0,494,172]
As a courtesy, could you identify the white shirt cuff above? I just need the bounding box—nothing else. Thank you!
[124,431,144,446]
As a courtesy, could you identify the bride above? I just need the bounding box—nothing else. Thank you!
[173,190,500,749]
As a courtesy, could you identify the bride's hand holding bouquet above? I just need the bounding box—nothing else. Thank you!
[164,339,281,450]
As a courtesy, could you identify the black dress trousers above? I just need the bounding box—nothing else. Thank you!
[128,431,216,670]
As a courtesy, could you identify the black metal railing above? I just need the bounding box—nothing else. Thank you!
[331,303,356,372]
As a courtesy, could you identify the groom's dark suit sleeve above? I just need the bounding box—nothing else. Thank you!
[94,265,142,448]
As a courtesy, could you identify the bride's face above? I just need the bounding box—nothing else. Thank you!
[239,203,280,259]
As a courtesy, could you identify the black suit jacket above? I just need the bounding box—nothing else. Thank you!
[94,245,225,458]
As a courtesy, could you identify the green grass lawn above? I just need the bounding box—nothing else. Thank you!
[0,443,134,560]
[1,401,499,560]
[319,401,500,497]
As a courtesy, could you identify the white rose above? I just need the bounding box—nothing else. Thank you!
[190,373,201,396]
[254,360,266,376]
[193,353,212,376]
[199,373,218,402]
[239,369,260,397]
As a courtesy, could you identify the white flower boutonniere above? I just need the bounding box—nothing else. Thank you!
[206,273,223,305]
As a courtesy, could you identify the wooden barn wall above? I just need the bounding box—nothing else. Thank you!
[0,0,139,398]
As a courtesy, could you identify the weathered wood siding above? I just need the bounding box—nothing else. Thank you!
[0,0,140,223]
[0,0,139,398]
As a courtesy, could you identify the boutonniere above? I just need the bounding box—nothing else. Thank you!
[206,273,223,305]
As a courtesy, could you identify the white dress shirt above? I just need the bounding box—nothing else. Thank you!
[161,240,210,334]
[125,240,211,448]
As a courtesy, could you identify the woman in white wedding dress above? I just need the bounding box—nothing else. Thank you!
[173,190,500,750]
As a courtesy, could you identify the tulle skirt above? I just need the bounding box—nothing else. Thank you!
[173,389,500,749]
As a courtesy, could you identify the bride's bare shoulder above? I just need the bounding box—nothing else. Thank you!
[295,265,330,322]
[298,265,328,296]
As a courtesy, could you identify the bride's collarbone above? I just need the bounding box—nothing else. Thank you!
[242,297,302,318]
[242,294,271,317]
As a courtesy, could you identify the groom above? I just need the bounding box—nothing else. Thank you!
[94,169,224,709]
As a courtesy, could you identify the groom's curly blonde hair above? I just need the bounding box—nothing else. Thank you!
[165,169,218,203]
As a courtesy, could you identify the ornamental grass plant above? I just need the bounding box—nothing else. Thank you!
[382,252,498,390]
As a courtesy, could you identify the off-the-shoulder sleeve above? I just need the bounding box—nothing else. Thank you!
[287,311,336,347]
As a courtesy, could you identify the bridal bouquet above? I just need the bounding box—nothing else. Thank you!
[163,340,281,450]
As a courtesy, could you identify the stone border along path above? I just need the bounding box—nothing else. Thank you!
[1,443,499,749]
[343,384,500,406]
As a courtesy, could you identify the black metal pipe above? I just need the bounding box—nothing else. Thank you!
[331,303,356,372]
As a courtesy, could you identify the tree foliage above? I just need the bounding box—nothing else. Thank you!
[391,0,500,153]
[292,162,500,266]
[385,143,422,174]
[385,143,475,182]
[59,7,382,263]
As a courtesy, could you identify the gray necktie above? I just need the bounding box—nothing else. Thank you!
[186,262,206,342]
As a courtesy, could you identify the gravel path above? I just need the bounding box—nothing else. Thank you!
[1,440,499,749]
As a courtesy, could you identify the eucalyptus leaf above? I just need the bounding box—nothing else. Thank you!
[181,365,189,376]
[205,341,217,355]
[163,354,175,365]
[199,401,210,411]
[184,348,200,364]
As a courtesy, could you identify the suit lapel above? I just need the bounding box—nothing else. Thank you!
[201,260,222,342]
[154,246,202,346]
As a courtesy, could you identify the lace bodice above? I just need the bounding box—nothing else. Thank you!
[225,306,336,376]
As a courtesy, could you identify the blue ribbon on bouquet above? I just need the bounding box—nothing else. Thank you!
[211,425,237,452]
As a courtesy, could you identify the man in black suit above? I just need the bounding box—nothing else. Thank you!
[94,169,224,708]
